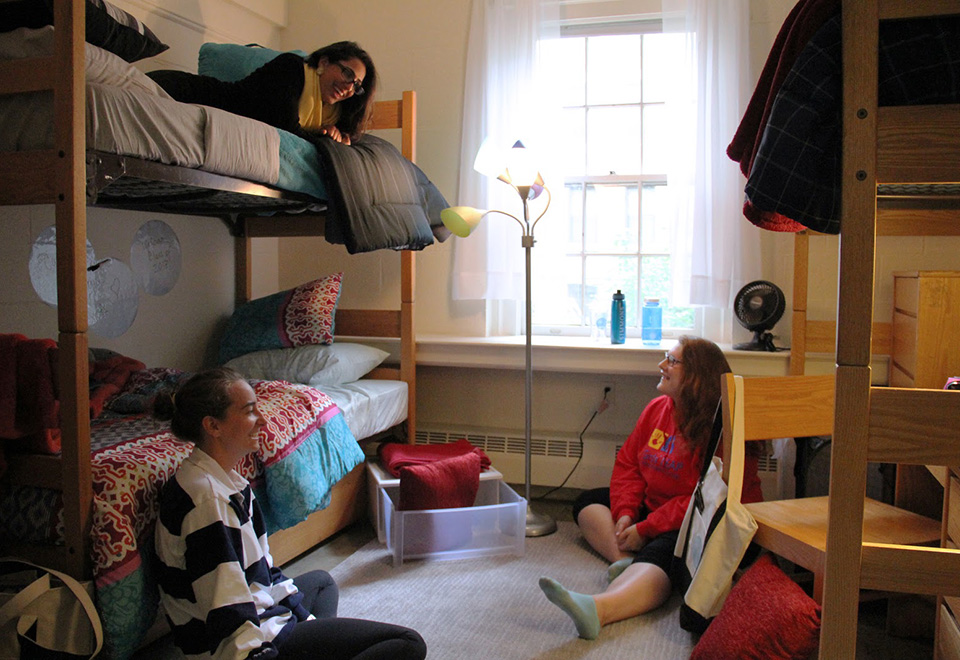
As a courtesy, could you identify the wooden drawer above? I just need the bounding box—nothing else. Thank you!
[940,603,960,660]
[949,478,960,546]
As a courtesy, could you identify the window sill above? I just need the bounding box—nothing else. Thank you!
[416,334,794,377]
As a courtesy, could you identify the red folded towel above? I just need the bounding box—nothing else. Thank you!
[398,452,482,511]
[379,438,492,478]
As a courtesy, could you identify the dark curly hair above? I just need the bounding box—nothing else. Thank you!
[152,367,246,443]
[305,41,377,142]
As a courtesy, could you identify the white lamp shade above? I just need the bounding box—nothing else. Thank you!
[505,142,538,187]
[441,206,487,238]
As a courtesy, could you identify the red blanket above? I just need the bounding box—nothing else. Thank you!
[0,335,146,454]
[0,333,60,453]
[379,438,492,478]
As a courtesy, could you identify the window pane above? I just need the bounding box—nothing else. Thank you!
[641,254,669,306]
[586,35,642,106]
[642,33,685,103]
[543,37,585,107]
[563,183,584,254]
[640,183,670,254]
[533,254,584,325]
[586,256,638,327]
[585,184,637,254]
[560,107,586,175]
[587,106,641,175]
[641,104,669,174]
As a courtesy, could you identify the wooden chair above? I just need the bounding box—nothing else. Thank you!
[720,373,942,603]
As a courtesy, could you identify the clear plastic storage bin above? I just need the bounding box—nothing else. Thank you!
[380,479,526,566]
[366,460,504,543]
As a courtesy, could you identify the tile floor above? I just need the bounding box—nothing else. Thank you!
[133,487,934,659]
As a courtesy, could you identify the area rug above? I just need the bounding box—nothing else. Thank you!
[328,521,697,659]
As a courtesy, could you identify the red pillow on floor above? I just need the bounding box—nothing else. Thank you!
[398,451,481,511]
[690,553,821,660]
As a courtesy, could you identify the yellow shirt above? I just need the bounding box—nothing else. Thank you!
[298,63,340,131]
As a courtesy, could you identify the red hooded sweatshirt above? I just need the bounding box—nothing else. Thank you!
[610,395,764,539]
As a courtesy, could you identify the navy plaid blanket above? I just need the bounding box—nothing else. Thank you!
[740,12,960,234]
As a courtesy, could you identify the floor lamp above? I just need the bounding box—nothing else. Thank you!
[441,142,557,537]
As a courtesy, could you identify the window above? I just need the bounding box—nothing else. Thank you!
[532,28,694,337]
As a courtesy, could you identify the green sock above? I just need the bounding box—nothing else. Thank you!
[539,576,600,639]
[607,557,633,583]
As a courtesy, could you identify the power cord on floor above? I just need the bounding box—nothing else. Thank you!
[534,386,611,501]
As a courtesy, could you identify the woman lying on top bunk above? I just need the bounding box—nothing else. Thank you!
[147,41,376,145]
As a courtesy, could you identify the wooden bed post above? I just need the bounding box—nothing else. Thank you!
[789,232,810,375]
[400,90,417,444]
[54,0,93,579]
[819,0,879,656]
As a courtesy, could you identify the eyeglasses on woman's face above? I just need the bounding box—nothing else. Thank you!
[662,351,682,366]
[336,63,364,96]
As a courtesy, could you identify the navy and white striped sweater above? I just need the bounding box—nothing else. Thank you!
[155,449,310,660]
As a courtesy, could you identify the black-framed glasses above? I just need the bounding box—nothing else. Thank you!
[663,352,682,366]
[336,63,364,96]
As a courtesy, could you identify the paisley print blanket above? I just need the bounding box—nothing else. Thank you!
[0,369,363,659]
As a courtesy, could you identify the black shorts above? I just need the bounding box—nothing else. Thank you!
[572,487,682,580]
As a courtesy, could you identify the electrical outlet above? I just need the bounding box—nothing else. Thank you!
[601,383,614,409]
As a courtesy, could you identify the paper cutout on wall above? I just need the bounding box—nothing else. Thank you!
[88,258,139,338]
[130,220,181,295]
[29,225,97,307]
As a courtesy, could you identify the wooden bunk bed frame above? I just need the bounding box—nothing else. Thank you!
[0,1,417,579]
[814,1,960,657]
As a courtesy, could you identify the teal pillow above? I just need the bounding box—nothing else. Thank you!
[198,42,307,82]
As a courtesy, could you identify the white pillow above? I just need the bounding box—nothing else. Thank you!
[225,343,390,387]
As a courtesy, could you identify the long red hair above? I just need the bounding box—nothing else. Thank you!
[672,336,731,452]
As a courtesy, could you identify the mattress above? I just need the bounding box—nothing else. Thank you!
[0,26,327,199]
[323,379,408,440]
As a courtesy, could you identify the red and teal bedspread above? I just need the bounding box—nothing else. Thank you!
[0,368,363,660]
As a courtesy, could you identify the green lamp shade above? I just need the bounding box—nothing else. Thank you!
[441,206,487,238]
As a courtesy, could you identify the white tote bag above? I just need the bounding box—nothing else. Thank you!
[674,375,758,627]
[0,558,103,660]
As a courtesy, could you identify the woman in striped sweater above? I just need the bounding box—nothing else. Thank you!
[153,367,426,660]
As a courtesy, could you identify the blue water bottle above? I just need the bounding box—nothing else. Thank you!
[641,298,662,346]
[610,290,626,345]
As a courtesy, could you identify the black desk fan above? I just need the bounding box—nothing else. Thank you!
[733,280,786,351]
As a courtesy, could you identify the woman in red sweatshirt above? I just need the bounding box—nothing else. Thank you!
[539,336,764,639]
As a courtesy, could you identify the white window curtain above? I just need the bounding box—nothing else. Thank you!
[451,0,560,303]
[663,0,760,311]
[453,0,759,324]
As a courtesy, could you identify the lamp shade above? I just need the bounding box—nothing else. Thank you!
[505,141,538,187]
[441,206,487,238]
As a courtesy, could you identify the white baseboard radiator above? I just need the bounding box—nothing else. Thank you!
[414,428,795,502]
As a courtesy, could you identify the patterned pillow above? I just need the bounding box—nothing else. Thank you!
[219,273,343,364]
[0,1,169,62]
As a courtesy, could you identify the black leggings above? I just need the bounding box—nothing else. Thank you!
[280,571,427,660]
[572,488,681,578]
